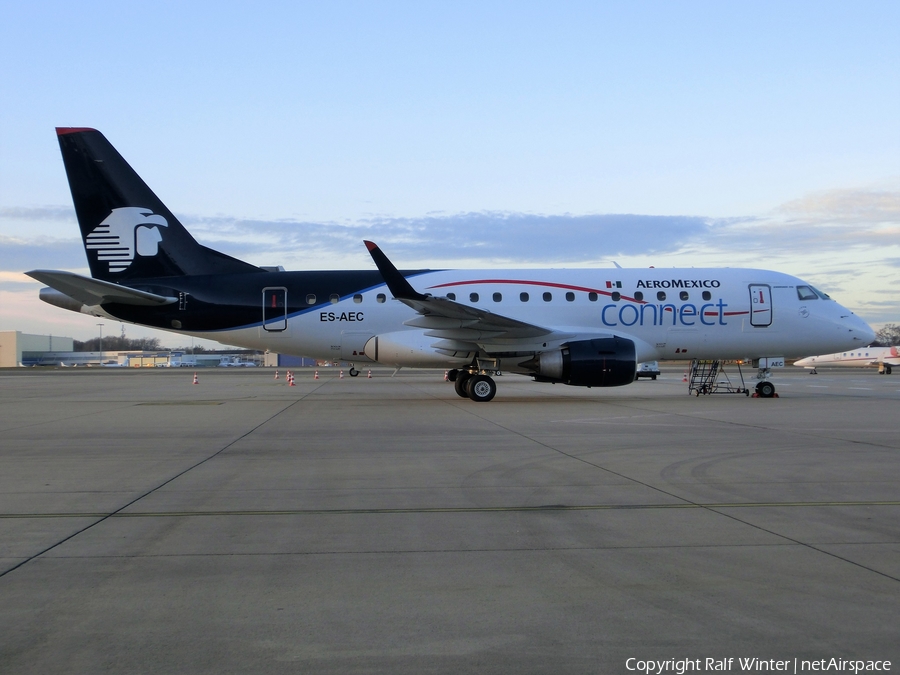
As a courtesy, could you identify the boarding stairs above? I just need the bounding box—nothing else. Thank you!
[688,360,749,396]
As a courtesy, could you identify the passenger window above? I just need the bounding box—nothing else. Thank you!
[492,292,502,302]
[702,291,711,301]
[611,292,621,301]
[565,292,575,302]
[446,292,456,301]
[588,292,598,302]
[353,294,363,304]
[657,291,666,301]
[306,294,316,305]
[634,291,644,302]
[470,292,479,302]
[520,292,529,302]
[330,294,340,304]
[543,292,552,302]
[376,294,386,303]
[797,286,818,301]
[680,291,689,301]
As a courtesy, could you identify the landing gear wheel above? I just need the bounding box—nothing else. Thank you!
[447,369,459,382]
[467,374,497,402]
[887,366,893,375]
[454,372,472,398]
[349,368,359,377]
[756,381,776,398]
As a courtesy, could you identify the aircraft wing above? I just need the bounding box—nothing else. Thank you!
[26,270,177,306]
[364,241,553,341]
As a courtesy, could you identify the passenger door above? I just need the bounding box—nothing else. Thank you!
[262,287,288,332]
[749,284,772,327]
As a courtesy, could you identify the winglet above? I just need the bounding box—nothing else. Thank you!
[363,241,428,301]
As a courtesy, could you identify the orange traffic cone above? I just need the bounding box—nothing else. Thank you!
[289,373,295,386]
[339,370,344,379]
[444,370,449,381]
[274,370,279,380]
[682,372,688,382]
[314,370,319,380]
[367,370,372,379]
[192,372,198,385]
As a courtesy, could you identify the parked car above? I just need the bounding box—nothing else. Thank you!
[635,361,660,380]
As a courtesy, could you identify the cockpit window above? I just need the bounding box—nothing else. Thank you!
[797,286,818,301]
[811,286,831,300]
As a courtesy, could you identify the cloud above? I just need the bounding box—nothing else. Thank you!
[0,236,85,272]
[2,209,715,274]
[1,193,898,329]
[0,271,36,283]
[778,189,900,225]
[186,211,713,266]
[662,187,900,258]
[0,206,76,222]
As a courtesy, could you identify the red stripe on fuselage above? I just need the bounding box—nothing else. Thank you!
[426,278,645,303]
[426,279,750,317]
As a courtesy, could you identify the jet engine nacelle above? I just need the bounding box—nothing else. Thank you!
[364,330,474,369]
[527,336,636,387]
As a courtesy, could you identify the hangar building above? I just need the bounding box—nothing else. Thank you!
[0,331,75,368]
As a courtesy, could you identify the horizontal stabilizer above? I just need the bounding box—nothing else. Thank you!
[26,270,177,306]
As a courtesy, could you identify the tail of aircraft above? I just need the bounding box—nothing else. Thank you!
[56,128,259,281]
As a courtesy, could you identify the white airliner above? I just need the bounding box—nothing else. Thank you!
[29,128,876,401]
[794,346,899,374]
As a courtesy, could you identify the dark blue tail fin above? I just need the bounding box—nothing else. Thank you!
[57,127,259,281]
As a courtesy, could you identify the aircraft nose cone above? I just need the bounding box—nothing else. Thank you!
[849,315,876,345]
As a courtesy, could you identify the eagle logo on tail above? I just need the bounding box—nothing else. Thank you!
[86,208,168,273]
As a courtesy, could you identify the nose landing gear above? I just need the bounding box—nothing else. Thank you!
[752,365,779,398]
[754,380,777,398]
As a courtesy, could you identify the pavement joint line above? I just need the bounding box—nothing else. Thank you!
[0,400,142,434]
[421,385,900,585]
[30,540,900,561]
[2,500,899,519]
[0,383,329,580]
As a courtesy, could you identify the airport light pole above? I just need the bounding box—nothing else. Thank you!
[97,323,104,366]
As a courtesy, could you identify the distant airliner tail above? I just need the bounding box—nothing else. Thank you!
[56,127,259,281]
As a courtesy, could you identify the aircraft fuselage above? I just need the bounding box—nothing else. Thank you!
[81,267,869,372]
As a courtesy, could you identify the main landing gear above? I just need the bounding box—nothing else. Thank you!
[448,368,498,402]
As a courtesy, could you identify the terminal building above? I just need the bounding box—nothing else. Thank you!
[0,331,315,368]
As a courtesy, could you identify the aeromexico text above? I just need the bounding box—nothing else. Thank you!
[636,279,721,289]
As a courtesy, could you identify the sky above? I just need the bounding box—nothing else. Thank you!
[1,1,899,348]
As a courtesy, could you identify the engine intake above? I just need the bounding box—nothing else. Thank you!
[524,337,636,387]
